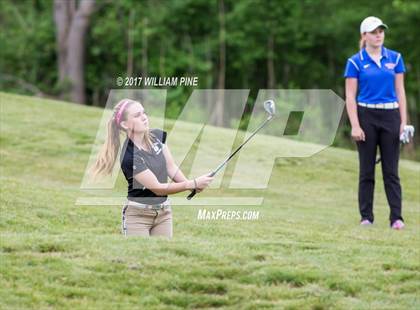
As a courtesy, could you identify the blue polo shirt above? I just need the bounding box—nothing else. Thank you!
[344,47,405,104]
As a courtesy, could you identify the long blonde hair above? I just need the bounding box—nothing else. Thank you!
[89,98,155,179]
[359,35,366,50]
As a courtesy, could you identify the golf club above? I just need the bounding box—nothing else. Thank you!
[375,125,415,164]
[187,99,276,200]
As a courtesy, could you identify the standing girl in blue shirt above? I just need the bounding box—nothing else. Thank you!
[344,16,407,230]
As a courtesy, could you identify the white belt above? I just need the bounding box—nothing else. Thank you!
[358,102,399,109]
[126,198,170,210]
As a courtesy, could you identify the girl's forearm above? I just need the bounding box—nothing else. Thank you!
[396,74,407,125]
[398,91,407,125]
[168,165,188,182]
[346,98,361,128]
[153,179,194,196]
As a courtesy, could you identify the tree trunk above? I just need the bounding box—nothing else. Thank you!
[159,43,165,77]
[282,62,290,88]
[185,34,194,73]
[205,37,213,113]
[267,33,276,89]
[210,0,225,127]
[54,0,95,104]
[54,0,73,85]
[141,16,148,79]
[126,9,135,77]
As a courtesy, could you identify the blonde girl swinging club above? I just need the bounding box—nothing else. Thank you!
[90,99,214,237]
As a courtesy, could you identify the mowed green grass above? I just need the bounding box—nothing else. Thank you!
[0,92,419,309]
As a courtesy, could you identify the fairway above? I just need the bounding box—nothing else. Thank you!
[1,92,419,309]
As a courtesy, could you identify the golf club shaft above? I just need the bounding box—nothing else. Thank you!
[187,116,273,200]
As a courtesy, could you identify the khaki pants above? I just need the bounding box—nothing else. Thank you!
[121,201,173,237]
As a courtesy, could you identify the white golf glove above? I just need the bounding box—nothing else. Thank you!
[400,125,415,144]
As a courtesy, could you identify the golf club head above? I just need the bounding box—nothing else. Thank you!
[263,100,276,117]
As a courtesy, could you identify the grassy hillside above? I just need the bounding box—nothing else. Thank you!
[0,92,419,309]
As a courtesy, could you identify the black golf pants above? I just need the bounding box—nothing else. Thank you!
[356,106,403,225]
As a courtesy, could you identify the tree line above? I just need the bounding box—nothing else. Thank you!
[1,0,419,157]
